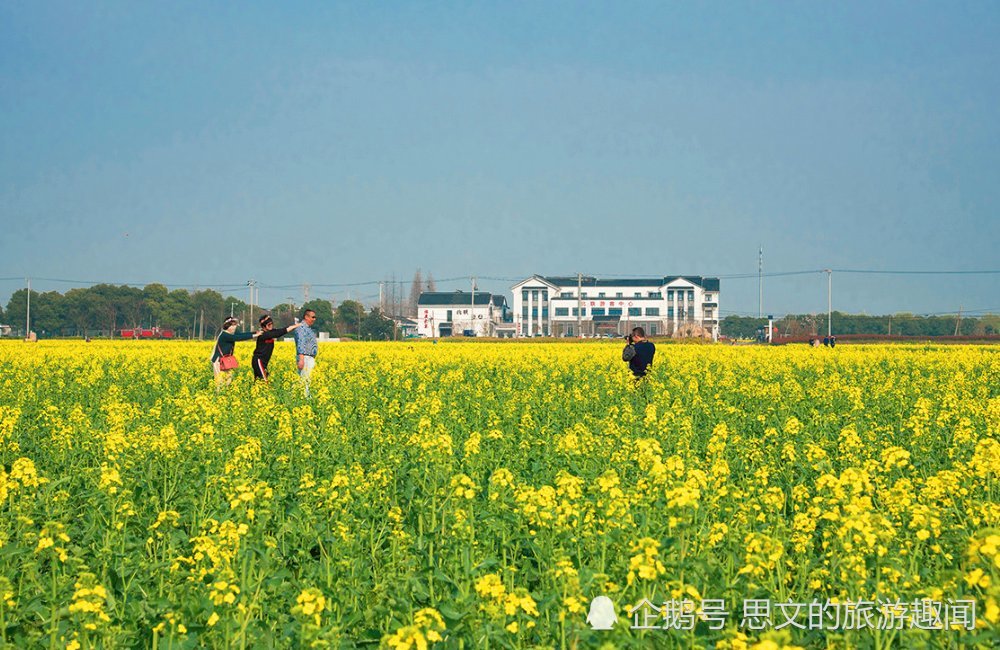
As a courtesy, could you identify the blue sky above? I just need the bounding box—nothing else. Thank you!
[1,2,998,316]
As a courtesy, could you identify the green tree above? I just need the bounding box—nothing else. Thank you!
[222,296,249,324]
[360,308,396,340]
[63,288,103,337]
[88,284,128,336]
[721,315,768,339]
[977,315,1000,335]
[267,303,297,329]
[118,285,146,329]
[142,284,169,327]
[34,291,65,335]
[5,289,33,335]
[302,299,336,334]
[334,300,365,338]
[161,289,193,335]
[191,290,225,339]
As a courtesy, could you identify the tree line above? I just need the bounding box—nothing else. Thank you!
[721,312,1000,339]
[5,283,994,340]
[2,284,396,340]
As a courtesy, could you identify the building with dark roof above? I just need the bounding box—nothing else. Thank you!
[511,275,720,339]
[416,291,510,337]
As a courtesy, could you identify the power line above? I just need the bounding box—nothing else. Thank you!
[832,269,1000,275]
[4,267,999,290]
[12,276,249,289]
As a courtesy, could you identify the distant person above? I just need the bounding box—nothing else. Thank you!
[293,309,319,395]
[622,327,656,379]
[252,314,303,381]
[823,335,830,347]
[830,335,837,348]
[211,317,261,388]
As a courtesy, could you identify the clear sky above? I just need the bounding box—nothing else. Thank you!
[2,1,998,317]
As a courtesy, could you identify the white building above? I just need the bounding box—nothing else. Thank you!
[510,275,720,339]
[416,291,510,337]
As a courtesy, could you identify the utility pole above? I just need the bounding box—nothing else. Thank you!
[758,246,763,319]
[825,269,832,337]
[379,281,384,313]
[577,272,583,338]
[471,276,476,336]
[247,280,256,326]
[25,277,31,339]
[955,306,963,336]
[303,283,310,305]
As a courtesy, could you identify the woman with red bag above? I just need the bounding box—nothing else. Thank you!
[211,316,261,388]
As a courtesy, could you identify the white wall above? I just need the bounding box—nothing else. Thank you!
[416,304,500,337]
[511,277,720,338]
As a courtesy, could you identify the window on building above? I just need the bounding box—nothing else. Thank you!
[705,293,713,302]
[667,307,674,318]
[598,292,606,298]
[572,308,585,317]
[615,292,623,298]
[560,292,573,298]
[688,309,695,321]
[555,307,569,317]
[634,292,642,298]
[646,308,660,316]
[648,324,658,336]
[541,308,549,318]
[522,308,528,319]
[648,292,659,298]
[609,308,622,316]
[446,310,453,322]
[542,290,548,301]
[522,290,528,300]
[582,293,589,298]
[667,291,674,300]
[688,290,694,301]
[591,308,606,316]
[531,308,538,317]
[532,290,539,301]
[628,307,641,316]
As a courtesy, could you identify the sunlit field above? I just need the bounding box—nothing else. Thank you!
[0,340,997,649]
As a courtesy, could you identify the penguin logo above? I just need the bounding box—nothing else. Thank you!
[586,595,617,630]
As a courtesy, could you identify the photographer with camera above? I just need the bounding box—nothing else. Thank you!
[622,327,656,379]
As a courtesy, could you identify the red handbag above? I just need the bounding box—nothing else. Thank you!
[216,343,239,371]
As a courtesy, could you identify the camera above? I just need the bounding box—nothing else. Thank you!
[625,334,633,344]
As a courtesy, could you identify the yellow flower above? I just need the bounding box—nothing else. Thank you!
[627,537,666,585]
[292,587,328,626]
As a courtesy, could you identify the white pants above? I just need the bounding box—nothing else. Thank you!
[299,355,315,395]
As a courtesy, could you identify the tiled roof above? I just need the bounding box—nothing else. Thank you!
[538,275,720,290]
[417,291,507,307]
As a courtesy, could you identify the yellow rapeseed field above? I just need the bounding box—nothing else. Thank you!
[0,340,997,649]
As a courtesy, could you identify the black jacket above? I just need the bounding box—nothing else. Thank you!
[252,327,291,364]
[212,331,254,362]
[628,340,656,377]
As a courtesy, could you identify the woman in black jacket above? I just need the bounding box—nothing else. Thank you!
[211,317,261,388]
[252,314,302,381]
